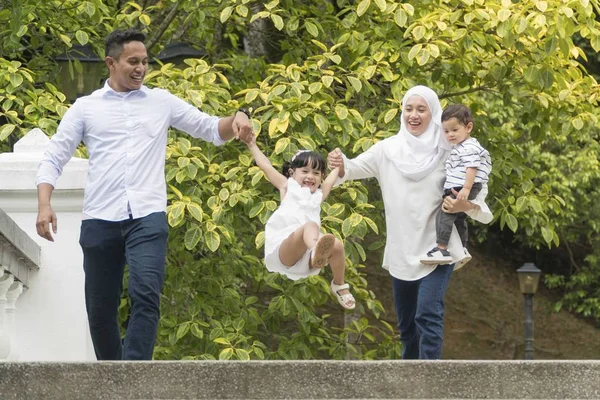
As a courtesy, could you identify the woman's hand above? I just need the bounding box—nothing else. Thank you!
[442,188,476,214]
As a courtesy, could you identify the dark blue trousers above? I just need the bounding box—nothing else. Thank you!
[392,264,454,359]
[79,212,168,360]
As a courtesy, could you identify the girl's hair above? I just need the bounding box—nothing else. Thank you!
[281,150,327,178]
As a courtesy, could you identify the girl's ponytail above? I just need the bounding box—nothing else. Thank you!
[281,161,293,178]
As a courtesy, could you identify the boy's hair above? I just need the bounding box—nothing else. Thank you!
[442,104,473,126]
[105,29,146,60]
[282,150,327,178]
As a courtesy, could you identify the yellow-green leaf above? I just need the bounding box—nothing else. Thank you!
[187,203,203,222]
[305,21,319,37]
[271,14,284,30]
[536,1,548,12]
[541,226,553,244]
[214,337,231,345]
[347,76,362,92]
[374,0,386,12]
[322,75,334,88]
[327,203,345,217]
[335,105,349,120]
[255,231,265,249]
[407,44,422,60]
[184,226,202,250]
[138,14,151,26]
[314,114,329,133]
[235,348,251,361]
[394,9,408,27]
[219,348,234,360]
[236,5,249,17]
[205,230,221,252]
[571,117,584,130]
[75,30,89,45]
[498,9,511,22]
[357,0,371,17]
[309,82,323,94]
[219,188,230,201]
[59,34,72,46]
[506,213,518,232]
[412,26,425,40]
[0,124,16,141]
[383,108,398,124]
[8,74,23,88]
[274,137,290,154]
[350,213,362,227]
[220,6,234,23]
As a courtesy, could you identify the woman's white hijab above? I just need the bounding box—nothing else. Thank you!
[383,85,451,181]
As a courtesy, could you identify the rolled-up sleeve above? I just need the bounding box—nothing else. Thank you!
[466,183,493,224]
[167,92,224,146]
[36,102,84,188]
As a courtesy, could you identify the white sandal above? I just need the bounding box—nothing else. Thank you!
[310,234,335,269]
[330,280,356,310]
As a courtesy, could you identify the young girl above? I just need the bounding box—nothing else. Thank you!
[246,136,355,310]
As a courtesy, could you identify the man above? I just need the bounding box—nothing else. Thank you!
[35,29,253,360]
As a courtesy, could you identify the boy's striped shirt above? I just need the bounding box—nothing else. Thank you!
[444,137,492,189]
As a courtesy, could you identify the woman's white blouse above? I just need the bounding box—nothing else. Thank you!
[337,138,493,281]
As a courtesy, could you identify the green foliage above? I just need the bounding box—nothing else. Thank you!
[2,0,600,354]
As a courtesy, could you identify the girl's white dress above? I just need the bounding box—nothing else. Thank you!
[264,178,323,281]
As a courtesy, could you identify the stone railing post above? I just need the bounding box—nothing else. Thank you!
[5,280,24,360]
[0,269,15,360]
[0,128,94,361]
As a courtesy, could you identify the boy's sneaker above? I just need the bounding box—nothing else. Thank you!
[420,247,453,265]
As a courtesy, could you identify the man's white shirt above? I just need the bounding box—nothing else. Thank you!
[36,82,224,221]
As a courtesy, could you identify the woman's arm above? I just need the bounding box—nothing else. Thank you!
[442,184,493,224]
[327,143,381,186]
[320,167,340,200]
[247,140,288,191]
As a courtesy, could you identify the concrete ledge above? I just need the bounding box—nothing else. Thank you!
[0,360,599,399]
[0,207,40,286]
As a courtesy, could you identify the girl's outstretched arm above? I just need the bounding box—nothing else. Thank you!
[321,167,340,200]
[247,138,288,191]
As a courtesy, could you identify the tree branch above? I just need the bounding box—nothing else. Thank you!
[439,86,493,100]
[146,1,179,52]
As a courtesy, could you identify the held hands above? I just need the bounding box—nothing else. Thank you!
[456,187,471,201]
[36,204,57,242]
[232,112,253,144]
[327,148,345,177]
[328,148,343,169]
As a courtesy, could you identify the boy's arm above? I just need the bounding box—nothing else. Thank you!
[320,167,340,200]
[247,140,288,191]
[456,167,477,201]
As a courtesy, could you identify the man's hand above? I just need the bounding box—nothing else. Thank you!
[36,204,57,242]
[442,188,473,214]
[232,112,253,144]
[456,187,471,201]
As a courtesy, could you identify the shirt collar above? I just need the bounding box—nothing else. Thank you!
[100,79,149,98]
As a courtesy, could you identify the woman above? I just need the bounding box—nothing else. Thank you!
[328,85,492,359]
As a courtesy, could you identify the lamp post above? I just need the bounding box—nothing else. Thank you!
[516,262,542,360]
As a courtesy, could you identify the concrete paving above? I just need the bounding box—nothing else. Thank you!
[1,360,599,399]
